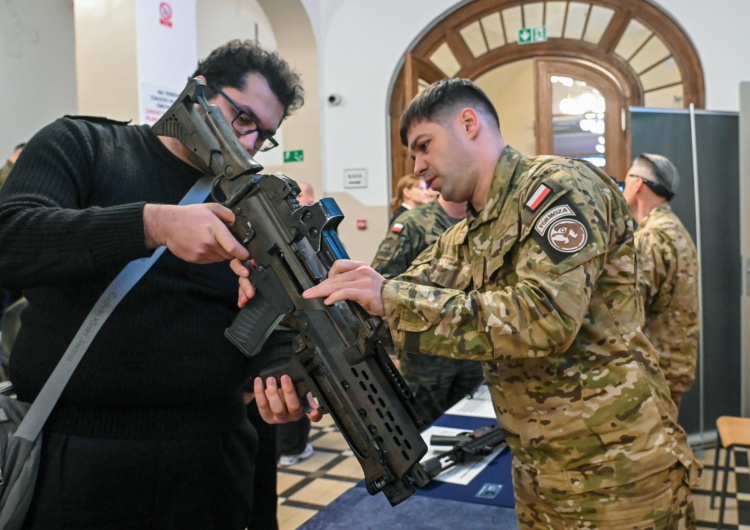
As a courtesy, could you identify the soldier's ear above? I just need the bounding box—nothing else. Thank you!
[458,108,479,139]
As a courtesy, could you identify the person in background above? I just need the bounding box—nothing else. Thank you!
[0,39,317,530]
[424,182,440,202]
[622,153,699,411]
[276,180,315,466]
[0,142,25,188]
[372,193,484,424]
[389,173,430,224]
[293,78,700,528]
[0,142,27,379]
[296,179,315,206]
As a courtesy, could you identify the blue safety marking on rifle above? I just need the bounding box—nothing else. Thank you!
[475,482,502,499]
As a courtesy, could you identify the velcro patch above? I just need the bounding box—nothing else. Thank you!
[525,184,552,212]
[530,195,591,264]
[547,218,588,253]
[391,223,404,233]
[534,204,574,236]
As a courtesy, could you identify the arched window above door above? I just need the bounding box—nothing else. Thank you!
[389,0,704,187]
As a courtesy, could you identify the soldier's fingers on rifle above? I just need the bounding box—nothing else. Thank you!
[328,259,370,276]
[304,259,379,297]
[312,263,386,316]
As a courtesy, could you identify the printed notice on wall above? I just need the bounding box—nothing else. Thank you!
[140,83,180,125]
[343,168,368,189]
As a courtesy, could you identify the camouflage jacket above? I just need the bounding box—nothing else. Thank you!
[635,204,699,394]
[0,160,13,188]
[381,146,698,494]
[372,199,463,280]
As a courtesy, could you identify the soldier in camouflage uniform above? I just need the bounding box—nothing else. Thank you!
[623,154,699,411]
[371,195,484,424]
[0,143,25,188]
[300,78,701,528]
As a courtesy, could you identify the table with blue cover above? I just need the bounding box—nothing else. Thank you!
[299,410,519,530]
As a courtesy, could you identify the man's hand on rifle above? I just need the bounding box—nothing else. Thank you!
[303,259,387,317]
[252,375,323,424]
[230,257,257,308]
[144,203,250,264]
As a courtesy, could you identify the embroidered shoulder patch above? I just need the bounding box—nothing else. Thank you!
[534,204,574,236]
[525,184,552,212]
[530,195,591,264]
[547,218,588,253]
[391,223,404,233]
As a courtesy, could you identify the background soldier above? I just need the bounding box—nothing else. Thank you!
[297,78,700,528]
[0,142,25,188]
[296,180,315,207]
[622,153,699,411]
[388,173,430,224]
[371,193,484,424]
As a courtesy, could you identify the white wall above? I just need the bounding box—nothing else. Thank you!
[654,0,750,111]
[475,60,536,156]
[300,0,459,210]
[299,0,750,227]
[0,0,77,157]
[3,0,750,259]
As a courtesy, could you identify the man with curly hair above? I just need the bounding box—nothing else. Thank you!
[0,40,310,529]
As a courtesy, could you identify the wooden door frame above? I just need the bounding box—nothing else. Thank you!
[388,0,705,192]
[536,58,629,179]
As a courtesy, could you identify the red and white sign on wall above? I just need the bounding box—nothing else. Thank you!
[159,2,173,28]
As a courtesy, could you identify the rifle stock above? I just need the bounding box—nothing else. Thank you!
[153,78,428,506]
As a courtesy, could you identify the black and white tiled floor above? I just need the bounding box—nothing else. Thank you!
[276,420,750,530]
[276,415,365,529]
[692,447,750,529]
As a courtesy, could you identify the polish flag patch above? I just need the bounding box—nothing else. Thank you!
[525,184,552,212]
[391,223,404,233]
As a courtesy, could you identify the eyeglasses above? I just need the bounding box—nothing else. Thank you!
[628,174,674,200]
[210,85,279,152]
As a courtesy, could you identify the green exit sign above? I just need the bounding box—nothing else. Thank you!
[283,150,304,163]
[518,26,547,44]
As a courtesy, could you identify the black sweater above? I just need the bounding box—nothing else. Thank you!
[0,116,253,438]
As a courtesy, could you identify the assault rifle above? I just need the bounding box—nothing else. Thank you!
[413,425,508,486]
[152,78,428,506]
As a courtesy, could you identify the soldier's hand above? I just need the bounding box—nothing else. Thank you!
[303,259,386,317]
[143,203,250,264]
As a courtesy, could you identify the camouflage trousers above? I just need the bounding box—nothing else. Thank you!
[400,352,484,424]
[513,462,697,529]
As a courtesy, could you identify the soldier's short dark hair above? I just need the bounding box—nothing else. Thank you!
[399,78,500,145]
[193,39,304,121]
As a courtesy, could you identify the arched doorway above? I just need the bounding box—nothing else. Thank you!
[389,0,704,189]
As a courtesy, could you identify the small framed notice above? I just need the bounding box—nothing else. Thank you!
[343,168,368,189]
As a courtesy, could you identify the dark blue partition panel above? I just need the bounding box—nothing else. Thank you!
[630,108,741,436]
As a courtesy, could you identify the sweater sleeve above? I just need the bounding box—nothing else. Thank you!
[0,118,149,289]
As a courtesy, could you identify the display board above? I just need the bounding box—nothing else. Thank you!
[630,107,741,436]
